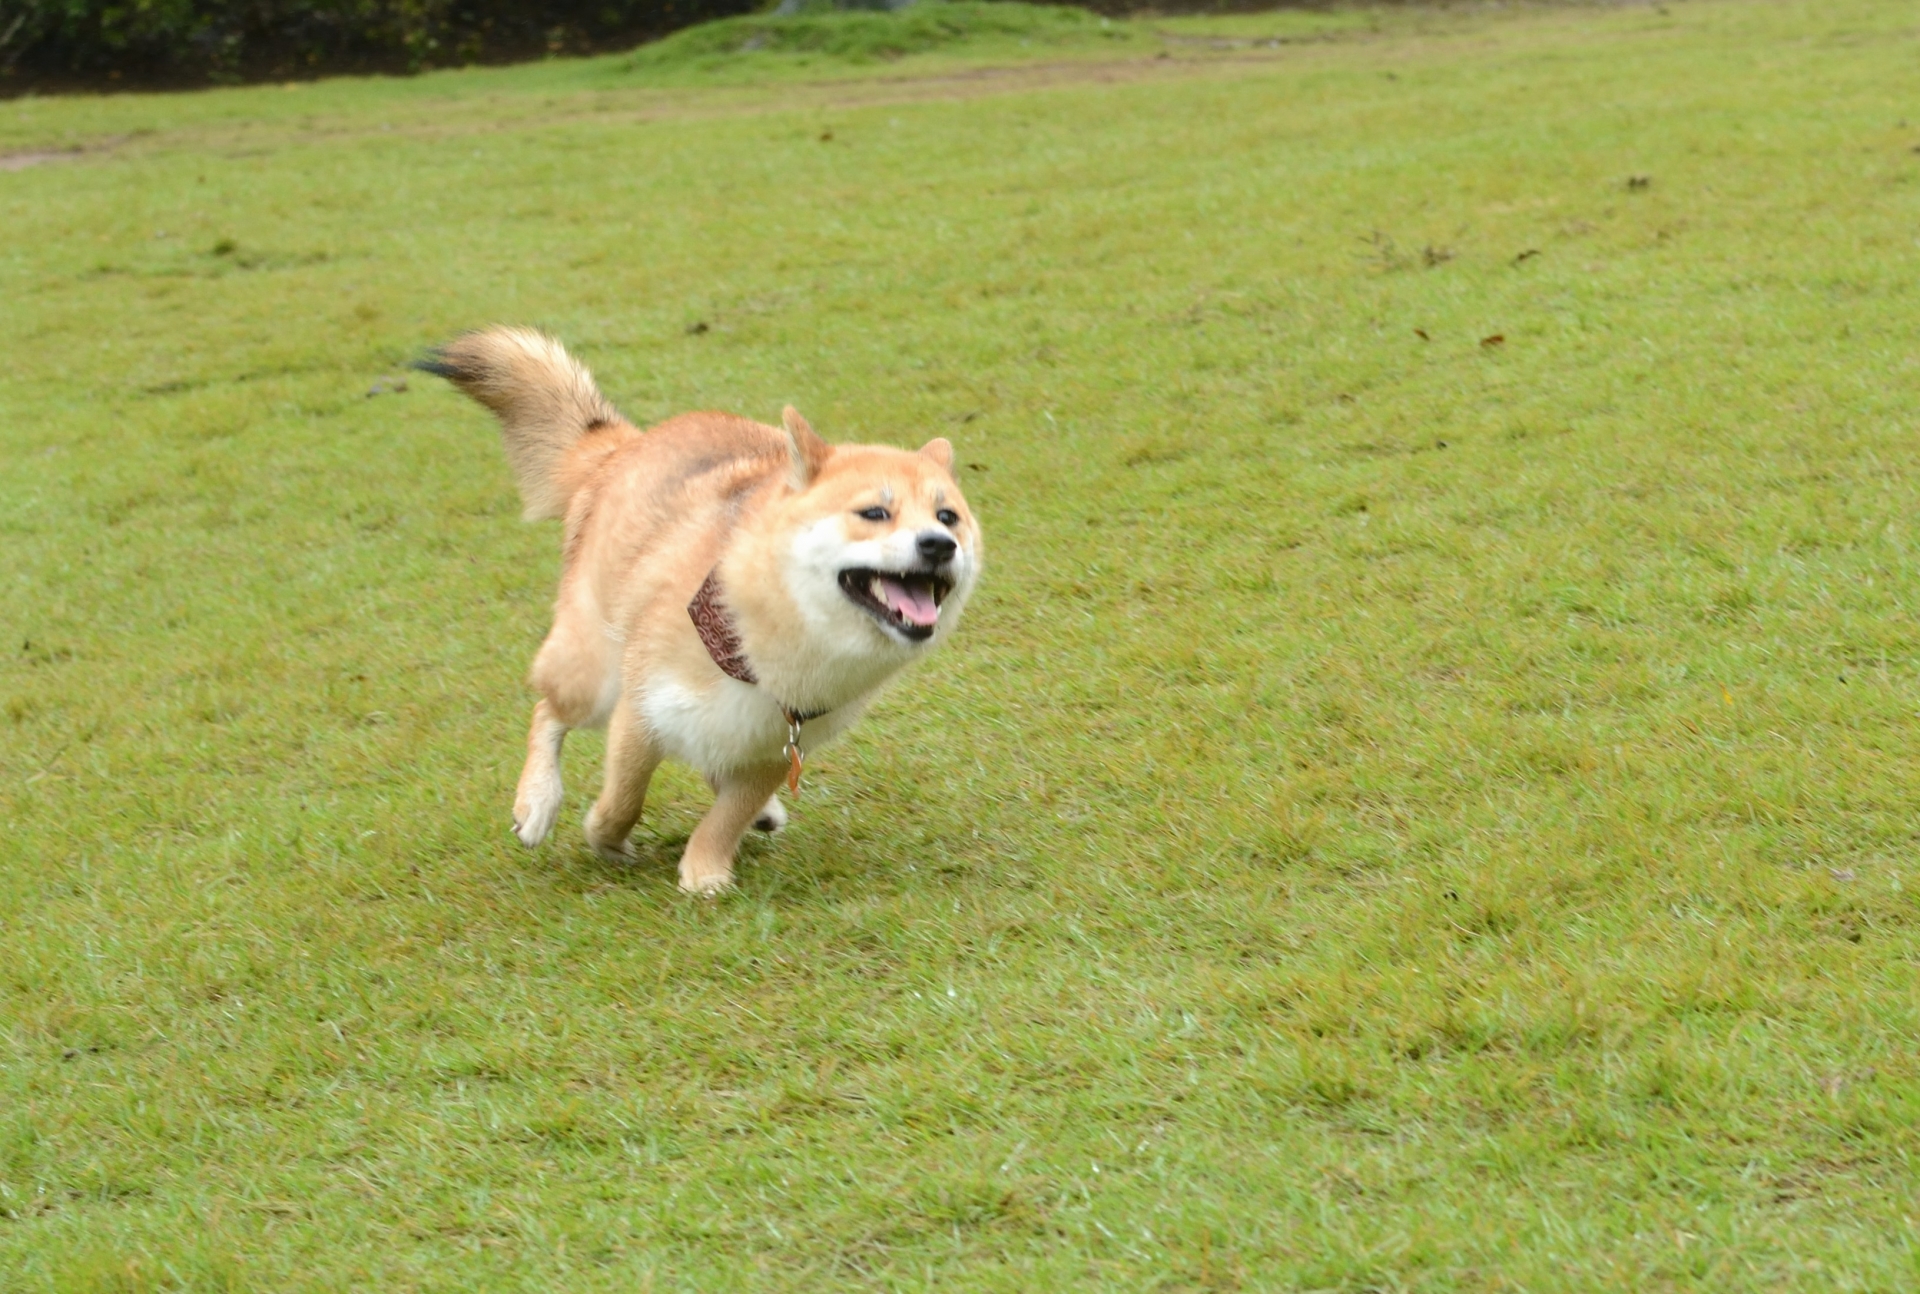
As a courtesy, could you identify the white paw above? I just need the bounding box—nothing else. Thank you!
[582,805,635,864]
[751,795,788,834]
[679,869,734,896]
[513,774,562,847]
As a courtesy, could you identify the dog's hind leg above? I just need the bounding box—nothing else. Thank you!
[681,765,788,895]
[584,701,660,864]
[705,774,785,834]
[514,597,619,847]
[751,796,788,833]
[513,698,569,846]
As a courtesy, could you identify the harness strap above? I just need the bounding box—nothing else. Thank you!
[687,570,758,686]
[688,568,830,796]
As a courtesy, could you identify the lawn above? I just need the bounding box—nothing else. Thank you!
[3,0,1920,1287]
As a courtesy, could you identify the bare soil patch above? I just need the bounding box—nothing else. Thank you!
[0,148,78,171]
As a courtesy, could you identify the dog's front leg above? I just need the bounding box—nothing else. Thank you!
[513,698,570,847]
[583,701,660,863]
[680,765,788,895]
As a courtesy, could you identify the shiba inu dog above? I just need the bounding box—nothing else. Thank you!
[418,327,981,893]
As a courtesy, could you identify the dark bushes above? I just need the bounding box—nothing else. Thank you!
[0,0,761,90]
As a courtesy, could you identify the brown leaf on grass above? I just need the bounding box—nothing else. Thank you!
[1413,328,1430,341]
[1480,333,1505,347]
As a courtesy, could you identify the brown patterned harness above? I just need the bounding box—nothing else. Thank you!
[687,569,829,795]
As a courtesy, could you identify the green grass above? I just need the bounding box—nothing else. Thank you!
[614,1,1365,81]
[624,1,1127,73]
[4,0,1920,1287]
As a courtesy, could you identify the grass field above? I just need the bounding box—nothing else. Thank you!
[5,0,1920,1287]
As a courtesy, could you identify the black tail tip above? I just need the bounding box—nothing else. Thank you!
[410,348,463,380]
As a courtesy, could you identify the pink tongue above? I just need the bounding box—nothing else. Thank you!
[878,576,940,627]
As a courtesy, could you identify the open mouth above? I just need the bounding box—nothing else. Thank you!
[838,568,953,641]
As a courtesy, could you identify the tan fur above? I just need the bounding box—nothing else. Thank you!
[423,326,626,520]
[422,327,982,893]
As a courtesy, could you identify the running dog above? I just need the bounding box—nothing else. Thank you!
[418,327,982,893]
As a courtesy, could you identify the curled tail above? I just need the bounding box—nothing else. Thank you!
[415,326,628,521]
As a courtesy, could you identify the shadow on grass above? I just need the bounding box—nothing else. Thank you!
[552,821,897,900]
[553,829,688,893]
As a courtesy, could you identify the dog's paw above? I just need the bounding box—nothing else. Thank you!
[679,869,735,897]
[582,805,636,864]
[751,795,788,834]
[512,790,561,848]
[513,765,563,847]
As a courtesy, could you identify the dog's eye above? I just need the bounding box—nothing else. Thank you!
[936,508,960,527]
[856,506,890,522]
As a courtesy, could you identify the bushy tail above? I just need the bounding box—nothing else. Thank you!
[415,326,627,521]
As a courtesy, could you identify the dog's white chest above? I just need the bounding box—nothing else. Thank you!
[638,674,859,777]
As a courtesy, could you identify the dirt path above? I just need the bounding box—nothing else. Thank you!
[0,147,80,171]
[0,3,1648,166]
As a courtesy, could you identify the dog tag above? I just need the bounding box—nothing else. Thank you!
[783,712,805,798]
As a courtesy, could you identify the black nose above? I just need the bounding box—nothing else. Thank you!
[916,531,958,564]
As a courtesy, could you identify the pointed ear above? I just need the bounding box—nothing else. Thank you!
[782,406,830,487]
[918,436,954,472]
